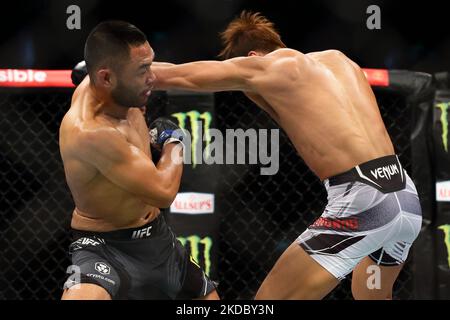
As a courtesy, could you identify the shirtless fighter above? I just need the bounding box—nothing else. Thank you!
[59,21,218,300]
[152,12,423,299]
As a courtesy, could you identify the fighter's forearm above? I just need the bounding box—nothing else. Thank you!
[147,143,183,207]
[153,62,212,91]
[152,61,176,67]
[153,60,249,92]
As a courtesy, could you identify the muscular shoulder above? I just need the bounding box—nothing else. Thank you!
[262,48,307,81]
[307,49,346,59]
[308,49,360,67]
[266,48,300,57]
[266,48,306,65]
[75,122,126,161]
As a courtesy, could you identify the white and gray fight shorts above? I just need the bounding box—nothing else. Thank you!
[297,155,422,280]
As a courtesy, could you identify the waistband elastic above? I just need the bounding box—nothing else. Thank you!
[71,215,163,241]
[327,155,406,193]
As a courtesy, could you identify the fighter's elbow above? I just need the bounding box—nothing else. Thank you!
[159,190,178,208]
[142,194,172,208]
[151,187,178,208]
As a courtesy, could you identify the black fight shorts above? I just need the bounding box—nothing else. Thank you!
[63,215,216,299]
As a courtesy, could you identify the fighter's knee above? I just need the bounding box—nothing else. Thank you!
[61,283,111,300]
[197,289,220,300]
[254,282,271,300]
[351,281,391,300]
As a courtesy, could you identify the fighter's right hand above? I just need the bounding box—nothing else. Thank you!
[71,60,88,86]
[149,117,185,152]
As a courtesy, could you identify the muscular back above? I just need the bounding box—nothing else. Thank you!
[249,49,394,180]
[153,48,394,180]
[59,79,159,231]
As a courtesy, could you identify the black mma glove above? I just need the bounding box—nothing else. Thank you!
[71,60,88,86]
[149,117,185,153]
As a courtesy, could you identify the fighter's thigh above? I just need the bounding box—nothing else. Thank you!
[61,283,111,300]
[255,243,339,300]
[351,256,403,300]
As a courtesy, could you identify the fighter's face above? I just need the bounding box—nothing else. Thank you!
[110,42,155,108]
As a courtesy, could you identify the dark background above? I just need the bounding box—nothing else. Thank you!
[0,0,449,73]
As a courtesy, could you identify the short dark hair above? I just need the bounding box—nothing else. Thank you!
[219,11,286,59]
[84,20,147,81]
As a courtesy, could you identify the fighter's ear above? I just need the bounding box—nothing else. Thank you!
[96,68,114,88]
[248,51,265,57]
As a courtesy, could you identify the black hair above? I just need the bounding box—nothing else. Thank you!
[84,20,147,82]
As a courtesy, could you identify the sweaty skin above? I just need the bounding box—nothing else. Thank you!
[153,49,394,180]
[59,48,183,232]
[152,48,405,300]
[60,38,219,301]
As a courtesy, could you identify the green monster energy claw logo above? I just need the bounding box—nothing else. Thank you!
[178,235,213,276]
[172,111,212,168]
[435,103,449,152]
[438,224,450,268]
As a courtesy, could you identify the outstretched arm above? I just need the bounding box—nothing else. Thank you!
[153,56,268,93]
[152,62,176,67]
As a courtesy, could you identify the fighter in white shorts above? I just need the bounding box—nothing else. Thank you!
[297,155,422,280]
[152,11,423,299]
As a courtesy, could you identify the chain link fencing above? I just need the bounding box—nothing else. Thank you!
[0,89,73,299]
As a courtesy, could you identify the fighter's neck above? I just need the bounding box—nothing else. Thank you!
[101,104,129,120]
[87,83,129,120]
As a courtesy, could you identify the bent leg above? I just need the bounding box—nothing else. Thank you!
[351,256,403,300]
[255,243,340,300]
[61,283,111,300]
[196,289,220,300]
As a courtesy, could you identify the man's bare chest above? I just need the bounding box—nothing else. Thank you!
[116,112,150,155]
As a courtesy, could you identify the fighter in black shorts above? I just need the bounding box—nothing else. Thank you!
[59,21,218,300]
[66,214,215,299]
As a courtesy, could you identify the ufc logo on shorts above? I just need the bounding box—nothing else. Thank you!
[75,237,102,246]
[131,226,153,239]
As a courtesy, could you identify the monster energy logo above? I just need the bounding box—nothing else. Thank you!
[171,110,280,175]
[438,224,450,268]
[436,103,449,152]
[178,235,213,276]
[172,111,212,168]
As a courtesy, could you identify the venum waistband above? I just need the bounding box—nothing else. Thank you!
[328,155,406,193]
